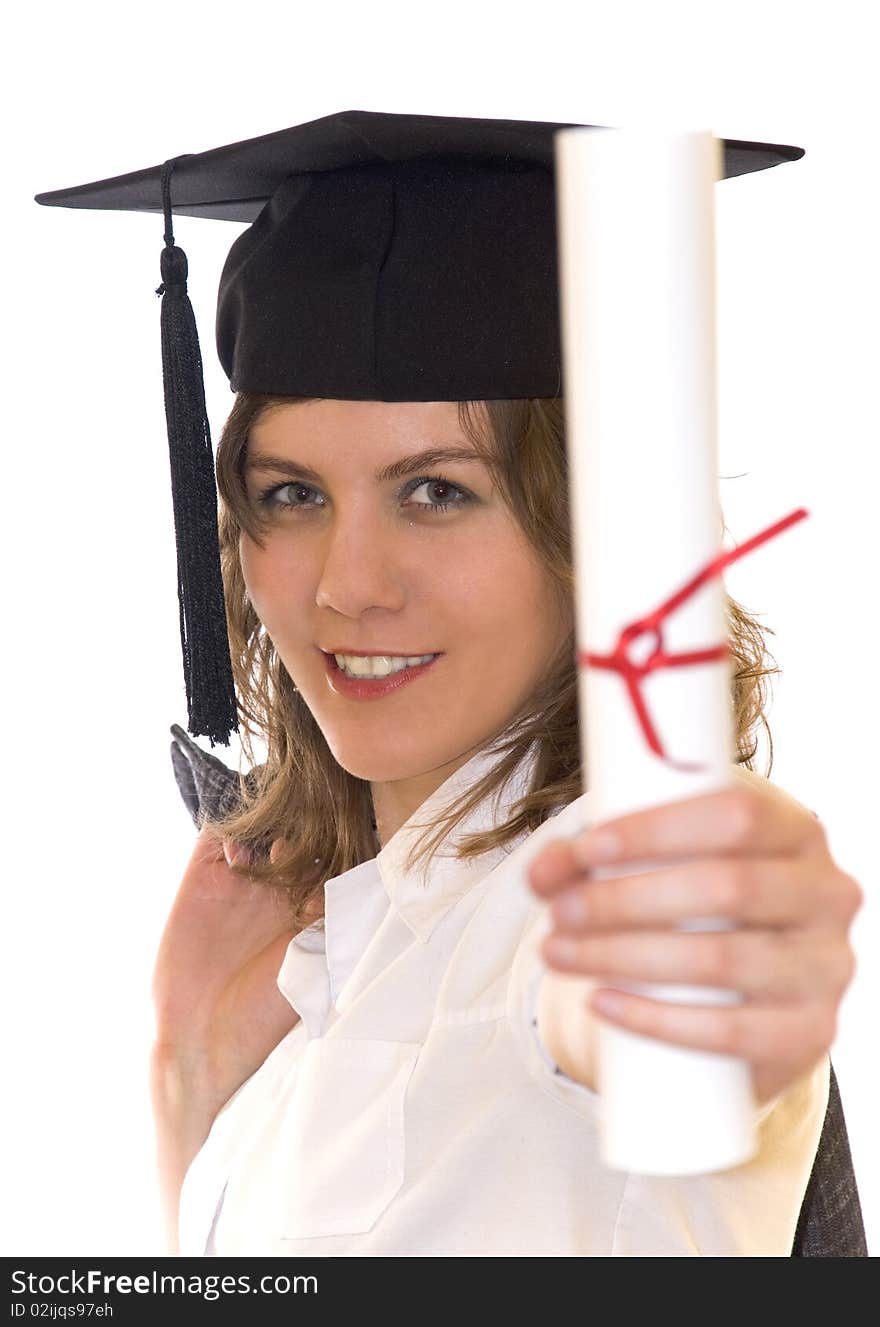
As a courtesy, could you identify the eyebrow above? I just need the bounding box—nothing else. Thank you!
[244,445,488,486]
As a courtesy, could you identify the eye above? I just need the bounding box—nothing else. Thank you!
[256,481,324,513]
[404,476,471,514]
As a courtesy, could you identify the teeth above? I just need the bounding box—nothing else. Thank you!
[334,653,437,678]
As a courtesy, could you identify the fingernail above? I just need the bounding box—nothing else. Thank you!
[223,841,250,868]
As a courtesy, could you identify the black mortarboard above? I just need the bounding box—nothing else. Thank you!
[34,109,805,746]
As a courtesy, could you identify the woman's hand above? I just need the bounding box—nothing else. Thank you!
[151,829,313,1115]
[150,829,316,1252]
[526,770,863,1104]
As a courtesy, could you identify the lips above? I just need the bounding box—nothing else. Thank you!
[322,649,442,700]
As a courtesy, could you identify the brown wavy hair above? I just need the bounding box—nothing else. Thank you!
[198,392,780,931]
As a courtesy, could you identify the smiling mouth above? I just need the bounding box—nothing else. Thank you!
[321,649,442,696]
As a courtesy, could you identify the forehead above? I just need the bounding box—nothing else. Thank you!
[249,399,473,446]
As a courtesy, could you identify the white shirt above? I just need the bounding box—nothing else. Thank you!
[178,742,829,1257]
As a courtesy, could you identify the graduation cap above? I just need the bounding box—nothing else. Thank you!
[34,109,805,747]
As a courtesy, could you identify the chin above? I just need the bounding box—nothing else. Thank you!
[326,748,426,785]
[323,734,464,786]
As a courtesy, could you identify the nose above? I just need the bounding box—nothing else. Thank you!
[314,505,407,617]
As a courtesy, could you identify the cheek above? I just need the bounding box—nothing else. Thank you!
[454,535,565,659]
[239,533,303,631]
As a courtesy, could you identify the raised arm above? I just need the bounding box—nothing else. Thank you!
[150,830,306,1253]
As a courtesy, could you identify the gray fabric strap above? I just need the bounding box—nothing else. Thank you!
[170,722,245,826]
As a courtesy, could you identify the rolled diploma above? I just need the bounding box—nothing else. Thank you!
[554,125,756,1174]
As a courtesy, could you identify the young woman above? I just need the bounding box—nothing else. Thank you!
[36,107,866,1256]
[153,393,862,1256]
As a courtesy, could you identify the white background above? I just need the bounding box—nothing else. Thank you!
[5,0,877,1256]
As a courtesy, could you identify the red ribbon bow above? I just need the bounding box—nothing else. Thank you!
[577,507,809,772]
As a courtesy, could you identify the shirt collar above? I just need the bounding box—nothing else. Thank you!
[278,740,591,1031]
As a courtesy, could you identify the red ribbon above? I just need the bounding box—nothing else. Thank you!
[577,507,809,772]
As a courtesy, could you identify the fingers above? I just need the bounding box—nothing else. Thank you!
[531,780,827,878]
[541,927,855,1002]
[535,856,856,933]
[584,988,835,1102]
[223,839,252,868]
[220,836,321,923]
[221,836,289,869]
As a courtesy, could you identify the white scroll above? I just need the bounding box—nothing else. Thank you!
[554,126,756,1174]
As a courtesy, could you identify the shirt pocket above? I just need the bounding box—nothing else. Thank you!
[273,1036,421,1240]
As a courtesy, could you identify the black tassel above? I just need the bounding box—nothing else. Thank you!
[155,158,238,747]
